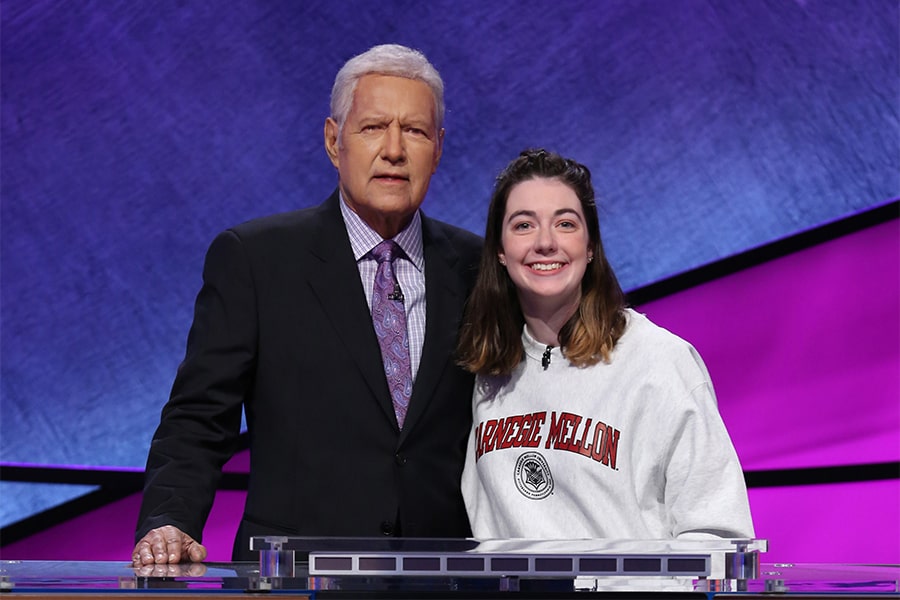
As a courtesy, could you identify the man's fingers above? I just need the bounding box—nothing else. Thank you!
[131,526,193,566]
[132,539,157,567]
[131,526,207,566]
[148,528,169,563]
[162,526,184,563]
[187,542,208,563]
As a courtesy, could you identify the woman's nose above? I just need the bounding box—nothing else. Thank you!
[534,226,557,252]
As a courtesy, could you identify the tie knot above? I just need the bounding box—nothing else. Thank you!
[371,239,401,264]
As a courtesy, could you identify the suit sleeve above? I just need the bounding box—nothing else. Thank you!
[135,229,256,543]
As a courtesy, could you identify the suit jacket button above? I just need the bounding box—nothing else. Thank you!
[395,453,407,466]
[380,521,394,536]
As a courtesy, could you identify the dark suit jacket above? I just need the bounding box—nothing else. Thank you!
[136,191,483,560]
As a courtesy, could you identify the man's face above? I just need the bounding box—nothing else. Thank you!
[325,74,444,239]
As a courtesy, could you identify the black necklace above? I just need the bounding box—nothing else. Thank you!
[542,345,554,370]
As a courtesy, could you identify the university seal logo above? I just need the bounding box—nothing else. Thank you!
[514,451,553,499]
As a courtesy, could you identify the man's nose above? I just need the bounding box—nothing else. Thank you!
[381,123,405,162]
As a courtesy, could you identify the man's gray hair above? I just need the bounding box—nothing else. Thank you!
[330,44,445,132]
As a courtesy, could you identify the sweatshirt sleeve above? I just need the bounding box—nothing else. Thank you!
[663,349,755,539]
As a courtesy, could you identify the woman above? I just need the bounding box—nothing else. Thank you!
[457,149,754,540]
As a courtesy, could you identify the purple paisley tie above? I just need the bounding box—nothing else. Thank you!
[370,240,412,428]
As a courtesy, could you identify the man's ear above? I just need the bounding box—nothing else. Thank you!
[324,118,340,168]
[432,127,445,173]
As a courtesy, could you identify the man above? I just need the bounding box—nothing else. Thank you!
[133,44,482,565]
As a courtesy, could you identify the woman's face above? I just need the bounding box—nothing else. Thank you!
[498,177,593,315]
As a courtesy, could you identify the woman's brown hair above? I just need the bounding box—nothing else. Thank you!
[457,149,627,376]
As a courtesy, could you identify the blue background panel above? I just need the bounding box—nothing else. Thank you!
[1,0,897,528]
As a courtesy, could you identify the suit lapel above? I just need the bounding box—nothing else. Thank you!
[400,217,466,438]
[305,193,398,426]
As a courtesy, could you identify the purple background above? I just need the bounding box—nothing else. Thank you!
[1,0,898,562]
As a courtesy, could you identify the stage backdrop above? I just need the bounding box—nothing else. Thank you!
[1,0,898,546]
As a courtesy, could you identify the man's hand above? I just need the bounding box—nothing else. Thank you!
[132,525,208,566]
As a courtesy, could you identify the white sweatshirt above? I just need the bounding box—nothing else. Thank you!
[461,309,754,540]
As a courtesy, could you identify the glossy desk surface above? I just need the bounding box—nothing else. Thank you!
[2,538,898,598]
[3,561,899,598]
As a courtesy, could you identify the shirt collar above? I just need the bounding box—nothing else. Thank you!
[522,325,562,366]
[338,192,425,271]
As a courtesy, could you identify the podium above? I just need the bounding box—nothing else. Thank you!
[2,537,898,598]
